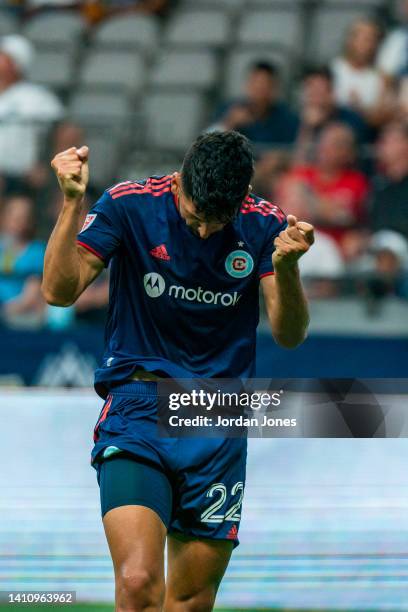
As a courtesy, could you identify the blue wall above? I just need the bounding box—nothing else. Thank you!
[256,333,408,378]
[0,325,406,386]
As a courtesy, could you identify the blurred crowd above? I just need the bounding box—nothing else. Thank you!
[0,0,408,330]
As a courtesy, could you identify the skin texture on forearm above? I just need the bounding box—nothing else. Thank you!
[42,199,83,306]
[262,267,310,349]
[43,145,104,307]
[42,198,102,306]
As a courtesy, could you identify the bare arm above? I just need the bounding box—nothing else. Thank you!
[262,215,314,348]
[42,146,104,307]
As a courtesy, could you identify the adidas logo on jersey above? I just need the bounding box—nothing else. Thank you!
[150,244,170,261]
[227,524,238,540]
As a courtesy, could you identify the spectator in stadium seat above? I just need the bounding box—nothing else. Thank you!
[294,66,369,164]
[278,122,369,250]
[370,121,408,240]
[332,18,395,129]
[0,35,64,196]
[298,229,345,299]
[369,230,408,299]
[377,0,408,81]
[210,61,299,151]
[353,230,408,301]
[0,194,45,325]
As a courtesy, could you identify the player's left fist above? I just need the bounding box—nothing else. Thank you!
[272,214,314,271]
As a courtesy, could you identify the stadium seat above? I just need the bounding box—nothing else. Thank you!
[179,0,245,10]
[246,0,303,5]
[80,50,146,95]
[236,9,303,53]
[321,0,384,5]
[223,47,294,98]
[308,7,371,63]
[92,14,159,54]
[0,10,19,36]
[150,50,217,90]
[164,10,232,48]
[118,151,183,184]
[23,11,86,49]
[30,49,75,91]
[143,91,206,150]
[84,130,122,189]
[68,91,132,128]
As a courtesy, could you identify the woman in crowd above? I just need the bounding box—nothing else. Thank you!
[331,17,395,129]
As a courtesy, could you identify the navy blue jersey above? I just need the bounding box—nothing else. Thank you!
[77,175,287,398]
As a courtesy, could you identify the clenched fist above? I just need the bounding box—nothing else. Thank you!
[273,214,314,271]
[51,146,89,202]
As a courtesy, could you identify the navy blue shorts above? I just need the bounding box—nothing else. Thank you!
[92,381,247,546]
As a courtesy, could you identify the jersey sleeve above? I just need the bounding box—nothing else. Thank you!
[258,212,288,279]
[76,190,122,267]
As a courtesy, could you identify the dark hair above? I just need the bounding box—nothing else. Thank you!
[302,65,333,84]
[181,131,254,223]
[249,61,279,78]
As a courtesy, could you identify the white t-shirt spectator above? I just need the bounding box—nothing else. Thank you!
[377,28,408,77]
[332,57,383,110]
[298,231,345,279]
[0,81,63,176]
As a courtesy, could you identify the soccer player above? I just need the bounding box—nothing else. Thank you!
[42,131,314,612]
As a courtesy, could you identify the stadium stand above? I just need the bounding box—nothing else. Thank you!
[79,49,146,94]
[236,8,303,54]
[0,0,408,328]
[179,0,246,10]
[30,48,77,92]
[150,49,218,90]
[68,90,133,128]
[92,13,159,53]
[22,10,87,49]
[142,90,207,149]
[0,9,19,36]
[164,9,232,48]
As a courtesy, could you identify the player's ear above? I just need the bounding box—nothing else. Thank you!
[171,172,181,195]
[247,184,253,195]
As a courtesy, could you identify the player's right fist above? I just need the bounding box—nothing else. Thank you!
[51,146,89,201]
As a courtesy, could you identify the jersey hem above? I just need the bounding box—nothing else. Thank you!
[259,271,275,279]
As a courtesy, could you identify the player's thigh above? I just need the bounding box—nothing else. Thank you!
[164,534,233,611]
[99,456,171,585]
[103,505,166,575]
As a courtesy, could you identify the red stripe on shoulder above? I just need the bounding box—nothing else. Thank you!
[77,240,105,262]
[241,198,286,222]
[111,186,171,200]
[109,175,172,197]
[150,175,172,184]
[108,181,133,194]
[110,177,172,199]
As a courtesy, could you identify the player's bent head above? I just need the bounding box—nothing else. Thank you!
[180,131,254,224]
